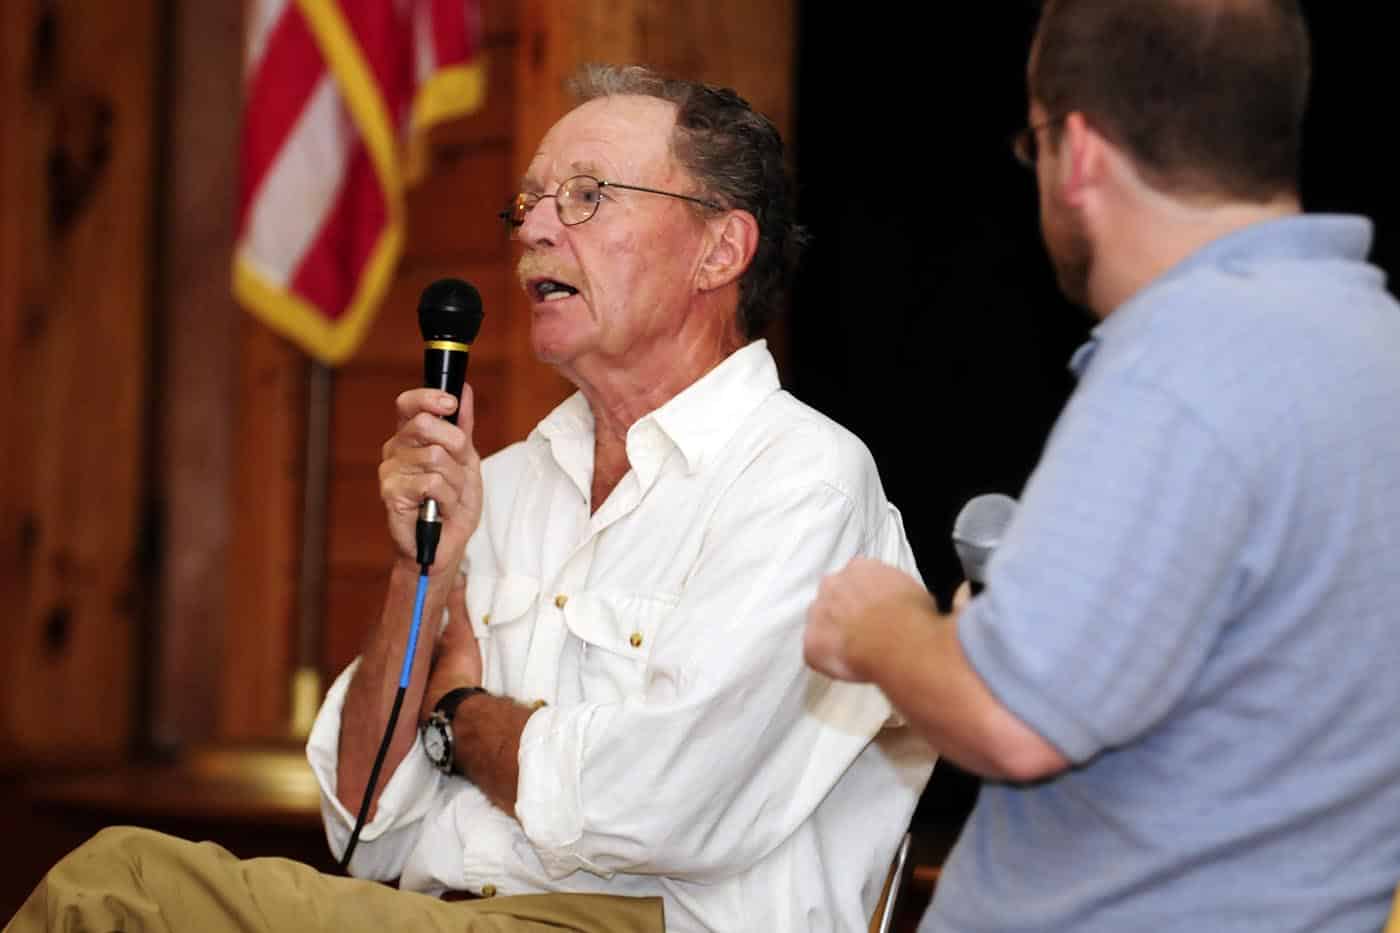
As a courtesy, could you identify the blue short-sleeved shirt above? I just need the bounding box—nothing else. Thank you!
[923,215,1400,932]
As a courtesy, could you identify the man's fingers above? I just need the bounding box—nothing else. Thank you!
[394,386,475,433]
[387,411,470,458]
[380,444,470,508]
[803,606,858,683]
[395,387,459,424]
[381,470,464,516]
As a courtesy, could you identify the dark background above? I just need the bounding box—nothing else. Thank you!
[787,2,1398,833]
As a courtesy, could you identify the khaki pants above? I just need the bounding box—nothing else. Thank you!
[7,826,664,933]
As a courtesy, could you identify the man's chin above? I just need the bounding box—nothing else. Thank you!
[529,325,585,368]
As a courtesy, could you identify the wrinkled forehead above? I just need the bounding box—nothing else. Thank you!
[524,95,682,189]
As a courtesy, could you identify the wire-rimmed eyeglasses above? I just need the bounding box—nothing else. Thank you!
[498,174,724,230]
[1011,114,1068,169]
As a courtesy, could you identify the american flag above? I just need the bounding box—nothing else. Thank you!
[234,0,484,364]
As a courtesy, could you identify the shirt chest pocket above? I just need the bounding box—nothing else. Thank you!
[562,591,677,702]
[463,573,539,691]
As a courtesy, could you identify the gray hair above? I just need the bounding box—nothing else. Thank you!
[567,64,808,338]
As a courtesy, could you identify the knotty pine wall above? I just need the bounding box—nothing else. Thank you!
[0,0,158,765]
[0,0,796,758]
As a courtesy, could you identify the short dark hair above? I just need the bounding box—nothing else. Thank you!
[568,64,808,338]
[1030,0,1311,201]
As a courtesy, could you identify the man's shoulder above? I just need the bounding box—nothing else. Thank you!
[730,390,887,499]
[755,389,875,455]
[1110,254,1396,414]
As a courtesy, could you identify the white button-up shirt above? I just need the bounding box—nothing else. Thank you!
[307,341,936,932]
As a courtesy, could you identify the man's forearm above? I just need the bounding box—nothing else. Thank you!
[336,560,454,817]
[850,602,1069,782]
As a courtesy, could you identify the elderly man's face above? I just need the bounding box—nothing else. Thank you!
[514,95,712,373]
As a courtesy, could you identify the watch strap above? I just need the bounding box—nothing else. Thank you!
[433,685,488,721]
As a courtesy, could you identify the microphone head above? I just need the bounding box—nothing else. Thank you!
[952,493,1018,585]
[418,278,484,344]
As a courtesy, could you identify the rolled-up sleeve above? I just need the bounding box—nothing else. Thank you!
[513,470,906,882]
[305,660,445,880]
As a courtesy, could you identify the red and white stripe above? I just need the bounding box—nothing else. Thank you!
[234,0,482,363]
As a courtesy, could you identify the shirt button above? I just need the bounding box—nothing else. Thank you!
[482,613,491,626]
[554,594,568,609]
[629,632,643,648]
[480,884,497,897]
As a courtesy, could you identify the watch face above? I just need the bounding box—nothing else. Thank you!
[422,714,452,772]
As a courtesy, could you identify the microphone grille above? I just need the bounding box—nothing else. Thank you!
[952,493,1018,584]
[418,278,484,343]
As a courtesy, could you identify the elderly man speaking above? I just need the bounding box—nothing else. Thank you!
[9,66,932,933]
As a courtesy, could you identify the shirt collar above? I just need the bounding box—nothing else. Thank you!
[1069,214,1374,378]
[531,339,781,477]
[647,339,781,474]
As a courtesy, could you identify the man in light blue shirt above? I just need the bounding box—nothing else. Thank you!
[803,1,1400,930]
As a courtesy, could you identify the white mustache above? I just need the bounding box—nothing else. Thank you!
[516,253,583,290]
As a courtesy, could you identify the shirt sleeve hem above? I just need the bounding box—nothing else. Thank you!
[514,703,604,879]
[957,601,1102,764]
[305,659,444,846]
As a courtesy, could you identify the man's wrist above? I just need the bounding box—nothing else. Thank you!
[422,685,489,776]
[428,682,485,717]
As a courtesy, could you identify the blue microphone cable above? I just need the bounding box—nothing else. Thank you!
[339,554,433,874]
[340,277,479,873]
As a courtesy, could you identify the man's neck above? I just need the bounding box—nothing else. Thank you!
[1090,190,1302,318]
[573,314,746,512]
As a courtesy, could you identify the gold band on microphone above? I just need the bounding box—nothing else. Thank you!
[426,340,471,352]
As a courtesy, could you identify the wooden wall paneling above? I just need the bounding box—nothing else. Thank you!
[149,0,244,752]
[221,320,306,740]
[324,274,513,682]
[0,0,27,370]
[0,0,35,766]
[0,0,160,763]
[626,0,797,378]
[219,0,523,742]
[322,573,388,680]
[507,0,614,443]
[326,357,508,538]
[426,66,513,146]
[347,260,513,369]
[232,0,797,729]
[306,0,522,722]
[635,1,796,148]
[403,147,514,260]
[502,0,590,446]
[328,357,511,471]
[479,0,518,51]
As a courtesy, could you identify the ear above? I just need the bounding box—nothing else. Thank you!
[1056,112,1110,208]
[696,209,759,293]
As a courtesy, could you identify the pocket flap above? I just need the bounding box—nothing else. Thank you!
[465,573,540,637]
[562,591,676,662]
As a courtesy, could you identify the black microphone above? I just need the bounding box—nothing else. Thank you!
[952,493,1018,595]
[415,278,485,568]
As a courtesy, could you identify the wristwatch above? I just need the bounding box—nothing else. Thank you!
[421,686,487,775]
